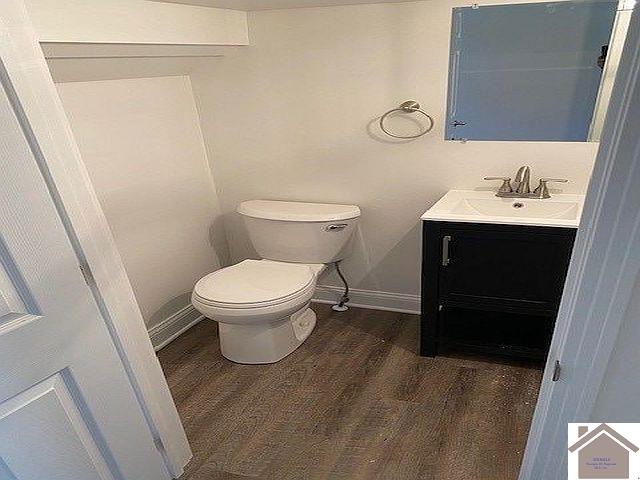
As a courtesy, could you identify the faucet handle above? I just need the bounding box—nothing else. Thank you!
[539,178,568,183]
[484,176,512,194]
[534,178,568,198]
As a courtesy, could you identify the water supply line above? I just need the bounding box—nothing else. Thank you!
[332,261,350,312]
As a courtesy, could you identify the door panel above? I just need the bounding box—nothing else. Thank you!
[0,373,114,480]
[440,228,574,313]
[0,239,39,321]
[0,63,169,479]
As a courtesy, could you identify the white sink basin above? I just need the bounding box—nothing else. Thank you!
[421,190,585,228]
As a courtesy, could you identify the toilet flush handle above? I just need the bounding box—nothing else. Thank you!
[326,224,348,231]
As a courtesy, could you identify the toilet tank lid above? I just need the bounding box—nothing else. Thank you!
[238,200,361,222]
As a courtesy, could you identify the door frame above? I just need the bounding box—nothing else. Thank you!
[0,1,191,477]
[519,5,640,479]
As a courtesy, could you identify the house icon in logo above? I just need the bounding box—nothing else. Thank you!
[569,424,639,479]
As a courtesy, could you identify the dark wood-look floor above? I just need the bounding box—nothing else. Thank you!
[158,304,542,480]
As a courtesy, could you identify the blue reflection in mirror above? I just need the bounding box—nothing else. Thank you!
[445,1,618,142]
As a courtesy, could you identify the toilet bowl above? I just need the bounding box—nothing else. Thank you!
[192,260,325,364]
[192,200,360,364]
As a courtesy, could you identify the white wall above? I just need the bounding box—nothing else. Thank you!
[56,75,227,328]
[190,1,599,301]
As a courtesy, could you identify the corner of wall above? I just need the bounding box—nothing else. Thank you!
[186,73,232,267]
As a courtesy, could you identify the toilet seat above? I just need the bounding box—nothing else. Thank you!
[193,260,316,309]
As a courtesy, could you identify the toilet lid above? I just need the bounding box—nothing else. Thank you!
[193,260,315,307]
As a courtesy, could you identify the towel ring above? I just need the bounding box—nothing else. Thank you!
[379,100,434,139]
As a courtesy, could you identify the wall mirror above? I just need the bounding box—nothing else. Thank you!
[445,0,633,142]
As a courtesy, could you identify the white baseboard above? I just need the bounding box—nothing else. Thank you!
[148,305,204,351]
[313,285,420,315]
[148,288,418,351]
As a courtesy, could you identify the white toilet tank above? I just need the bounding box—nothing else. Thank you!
[237,200,361,263]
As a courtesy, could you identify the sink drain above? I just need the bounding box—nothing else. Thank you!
[512,202,525,209]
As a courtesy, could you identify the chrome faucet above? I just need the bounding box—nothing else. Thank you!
[514,166,531,194]
[484,166,568,199]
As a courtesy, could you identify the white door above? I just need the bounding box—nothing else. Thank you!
[0,57,171,480]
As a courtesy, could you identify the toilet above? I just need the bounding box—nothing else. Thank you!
[192,200,361,364]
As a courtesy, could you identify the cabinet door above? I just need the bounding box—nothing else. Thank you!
[439,227,574,313]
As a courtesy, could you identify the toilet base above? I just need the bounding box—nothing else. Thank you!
[218,305,317,364]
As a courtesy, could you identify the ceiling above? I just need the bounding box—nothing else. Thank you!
[154,0,423,11]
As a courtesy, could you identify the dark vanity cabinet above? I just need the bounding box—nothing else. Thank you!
[421,221,576,360]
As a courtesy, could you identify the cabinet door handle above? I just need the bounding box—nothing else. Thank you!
[442,235,452,266]
[552,360,562,381]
